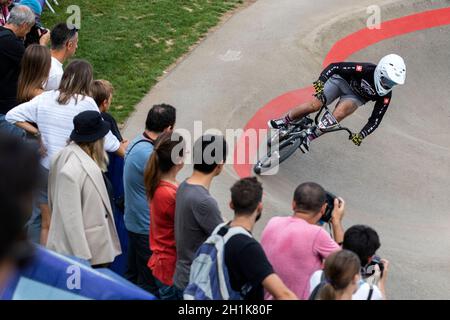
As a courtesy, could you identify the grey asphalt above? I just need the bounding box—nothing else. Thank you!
[122,0,450,299]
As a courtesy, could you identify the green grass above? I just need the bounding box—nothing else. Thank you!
[41,0,244,124]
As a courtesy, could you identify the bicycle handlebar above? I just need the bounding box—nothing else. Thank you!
[325,126,354,139]
[314,105,354,139]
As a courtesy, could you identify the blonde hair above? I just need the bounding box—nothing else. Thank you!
[77,138,109,172]
[91,79,114,108]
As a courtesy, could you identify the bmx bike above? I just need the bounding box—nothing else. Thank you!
[253,105,355,174]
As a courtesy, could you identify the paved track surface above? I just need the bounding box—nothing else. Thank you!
[123,0,450,299]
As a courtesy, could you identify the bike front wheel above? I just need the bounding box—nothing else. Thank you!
[254,137,302,174]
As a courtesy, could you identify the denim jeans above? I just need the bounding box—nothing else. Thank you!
[124,231,159,297]
[174,286,185,300]
[0,114,25,138]
[154,278,178,300]
[26,166,49,244]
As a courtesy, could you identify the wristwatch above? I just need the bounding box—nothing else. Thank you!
[34,131,41,138]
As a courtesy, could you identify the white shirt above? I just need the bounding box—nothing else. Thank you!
[309,270,383,300]
[6,90,120,169]
[44,57,64,91]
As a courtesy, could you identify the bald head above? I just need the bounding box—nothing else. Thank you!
[293,182,326,214]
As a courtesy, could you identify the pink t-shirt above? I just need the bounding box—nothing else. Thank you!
[261,216,340,300]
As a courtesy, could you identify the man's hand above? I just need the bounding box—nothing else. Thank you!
[378,259,390,299]
[380,259,389,281]
[331,197,345,224]
[350,133,363,146]
[38,29,51,46]
[115,139,129,158]
[330,197,345,244]
[121,139,129,150]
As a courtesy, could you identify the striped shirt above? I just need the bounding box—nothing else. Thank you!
[6,90,120,169]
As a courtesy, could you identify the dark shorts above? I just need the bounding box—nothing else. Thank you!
[323,75,366,107]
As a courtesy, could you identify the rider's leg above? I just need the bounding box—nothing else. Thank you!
[332,99,359,122]
[288,97,323,121]
[268,97,323,129]
[269,75,344,129]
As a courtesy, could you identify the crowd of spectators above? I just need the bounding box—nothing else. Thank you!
[0,1,389,301]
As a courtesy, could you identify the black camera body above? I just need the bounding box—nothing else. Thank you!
[363,255,385,278]
[320,191,337,223]
[24,24,48,48]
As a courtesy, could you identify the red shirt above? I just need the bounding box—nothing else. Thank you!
[148,180,177,286]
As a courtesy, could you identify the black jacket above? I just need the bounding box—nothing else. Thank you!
[319,62,392,138]
[0,26,25,115]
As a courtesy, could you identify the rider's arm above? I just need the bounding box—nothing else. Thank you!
[318,62,371,83]
[360,93,391,138]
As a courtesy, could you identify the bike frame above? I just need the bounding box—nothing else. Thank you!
[313,104,354,138]
[255,105,356,174]
[282,104,354,143]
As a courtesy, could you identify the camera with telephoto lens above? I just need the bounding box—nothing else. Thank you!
[362,255,385,278]
[24,24,48,48]
[320,191,338,223]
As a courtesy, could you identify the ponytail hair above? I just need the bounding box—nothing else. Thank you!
[144,132,184,199]
[317,250,361,300]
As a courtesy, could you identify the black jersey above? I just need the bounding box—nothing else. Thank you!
[318,62,392,138]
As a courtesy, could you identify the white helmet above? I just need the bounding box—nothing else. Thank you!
[374,54,406,96]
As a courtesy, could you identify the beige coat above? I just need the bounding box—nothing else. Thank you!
[47,143,121,266]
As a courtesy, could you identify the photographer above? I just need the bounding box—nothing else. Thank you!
[18,0,49,48]
[343,225,388,287]
[0,5,49,115]
[260,182,344,299]
[345,225,389,298]
[310,225,389,300]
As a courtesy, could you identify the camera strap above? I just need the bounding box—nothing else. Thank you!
[367,285,374,300]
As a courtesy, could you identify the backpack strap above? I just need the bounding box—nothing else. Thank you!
[309,271,327,300]
[309,282,325,300]
[211,222,252,243]
[126,138,154,155]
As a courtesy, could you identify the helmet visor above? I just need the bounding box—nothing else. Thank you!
[380,76,397,90]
